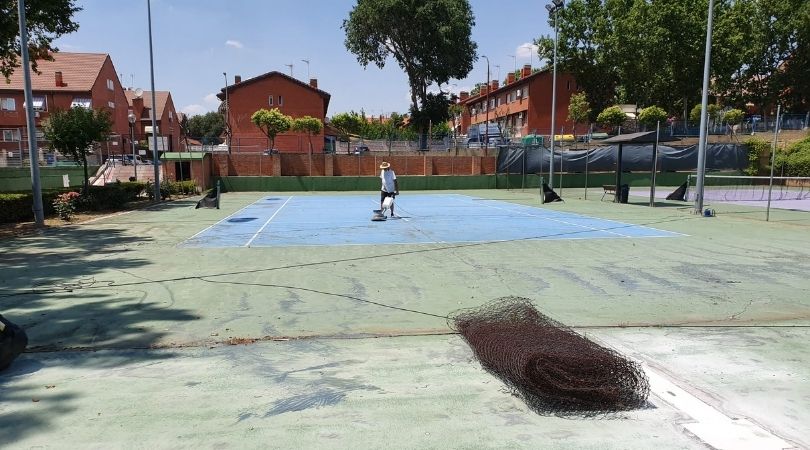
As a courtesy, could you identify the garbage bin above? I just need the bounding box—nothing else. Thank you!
[619,184,630,204]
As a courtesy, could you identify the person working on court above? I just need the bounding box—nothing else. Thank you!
[379,161,399,217]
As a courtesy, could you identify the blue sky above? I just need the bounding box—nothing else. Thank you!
[54,0,555,118]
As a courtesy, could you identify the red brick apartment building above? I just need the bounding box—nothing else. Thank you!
[0,53,130,163]
[125,90,181,152]
[457,64,581,140]
[217,72,331,153]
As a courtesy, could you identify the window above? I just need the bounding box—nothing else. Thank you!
[2,129,21,141]
[567,80,571,90]
[0,98,15,111]
[108,101,116,109]
[268,95,274,106]
[32,96,46,111]
[278,95,283,106]
[489,98,495,108]
[516,89,522,98]
[107,79,114,90]
[71,97,92,108]
[169,111,173,123]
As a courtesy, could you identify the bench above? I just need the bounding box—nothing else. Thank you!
[601,184,616,201]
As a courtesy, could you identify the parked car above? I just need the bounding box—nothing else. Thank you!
[262,149,279,155]
[353,145,370,155]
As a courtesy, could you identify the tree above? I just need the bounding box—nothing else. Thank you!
[292,116,324,175]
[251,108,292,151]
[343,0,476,149]
[408,92,453,148]
[1,0,81,80]
[43,107,112,194]
[637,106,668,130]
[186,112,225,145]
[179,114,190,149]
[689,104,720,124]
[330,111,364,154]
[722,109,744,125]
[567,92,591,145]
[596,106,626,133]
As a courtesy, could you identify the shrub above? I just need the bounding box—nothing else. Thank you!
[743,137,770,176]
[145,180,197,200]
[53,191,81,221]
[81,181,146,211]
[637,106,668,129]
[779,137,810,177]
[723,109,744,125]
[0,191,63,223]
[596,106,627,129]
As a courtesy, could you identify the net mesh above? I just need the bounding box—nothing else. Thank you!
[449,297,649,417]
[686,175,810,202]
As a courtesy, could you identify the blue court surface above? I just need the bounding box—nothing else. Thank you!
[180,194,683,248]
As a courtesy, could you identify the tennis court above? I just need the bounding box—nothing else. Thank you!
[2,189,808,449]
[180,194,681,248]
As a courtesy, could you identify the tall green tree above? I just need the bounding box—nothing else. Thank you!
[43,107,112,194]
[343,0,477,149]
[292,116,324,155]
[251,108,292,151]
[1,0,81,80]
[330,111,365,154]
[186,112,225,145]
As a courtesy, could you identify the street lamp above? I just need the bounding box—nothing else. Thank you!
[482,55,490,153]
[546,0,564,190]
[223,72,231,153]
[128,110,137,180]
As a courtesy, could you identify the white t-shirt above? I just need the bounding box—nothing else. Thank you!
[380,169,397,193]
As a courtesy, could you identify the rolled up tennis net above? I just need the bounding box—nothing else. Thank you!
[450,297,649,416]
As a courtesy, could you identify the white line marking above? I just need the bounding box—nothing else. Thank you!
[244,196,293,248]
[646,369,793,450]
[185,195,268,242]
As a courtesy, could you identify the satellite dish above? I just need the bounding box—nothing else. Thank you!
[134,88,143,98]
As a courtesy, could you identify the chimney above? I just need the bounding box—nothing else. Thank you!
[55,71,64,87]
[235,75,242,84]
[132,96,144,115]
[480,85,489,96]
[521,64,532,78]
[507,72,516,84]
[309,78,318,89]
[459,91,469,101]
[490,80,499,91]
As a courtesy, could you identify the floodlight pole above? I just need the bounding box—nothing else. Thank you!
[766,104,781,221]
[17,0,45,227]
[147,0,161,201]
[548,2,561,190]
[650,120,660,207]
[693,0,715,215]
[482,55,490,155]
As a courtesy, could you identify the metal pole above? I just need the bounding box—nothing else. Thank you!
[693,0,715,215]
[549,9,559,189]
[131,124,138,180]
[17,0,44,226]
[483,55,490,155]
[147,0,161,201]
[584,123,592,200]
[223,72,231,153]
[650,120,660,207]
[766,105,781,221]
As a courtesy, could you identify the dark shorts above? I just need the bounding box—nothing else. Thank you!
[380,191,395,202]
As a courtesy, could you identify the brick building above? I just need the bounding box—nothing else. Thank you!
[217,72,331,153]
[124,89,181,152]
[0,52,130,164]
[457,64,581,141]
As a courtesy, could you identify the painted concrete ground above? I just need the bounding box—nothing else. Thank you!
[1,189,808,449]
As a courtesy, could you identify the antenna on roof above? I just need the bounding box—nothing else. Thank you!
[284,63,294,77]
[134,88,143,98]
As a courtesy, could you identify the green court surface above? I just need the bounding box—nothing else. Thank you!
[1,189,808,449]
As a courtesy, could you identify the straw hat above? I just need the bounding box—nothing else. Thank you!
[379,162,391,169]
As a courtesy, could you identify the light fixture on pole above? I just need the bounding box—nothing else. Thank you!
[301,59,310,80]
[482,55,491,153]
[546,0,564,190]
[147,0,161,201]
[128,110,137,180]
[285,63,294,77]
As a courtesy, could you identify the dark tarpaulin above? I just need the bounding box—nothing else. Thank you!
[496,143,747,174]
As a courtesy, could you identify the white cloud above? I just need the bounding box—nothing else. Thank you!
[516,42,539,58]
[203,93,220,105]
[180,104,207,116]
[225,40,244,49]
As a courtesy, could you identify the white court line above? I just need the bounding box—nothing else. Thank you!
[460,196,635,238]
[184,195,272,242]
[244,195,293,248]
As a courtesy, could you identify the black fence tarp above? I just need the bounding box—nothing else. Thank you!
[497,144,747,174]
